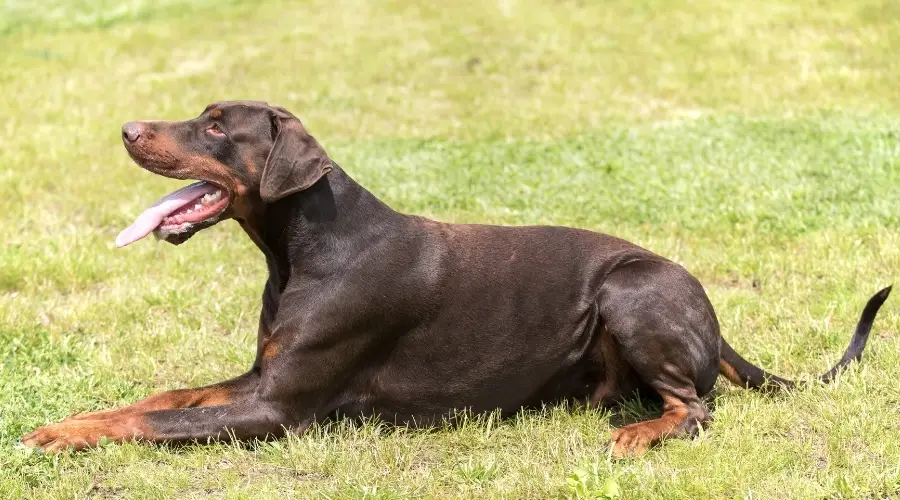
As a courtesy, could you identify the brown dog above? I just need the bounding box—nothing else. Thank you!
[22,101,892,457]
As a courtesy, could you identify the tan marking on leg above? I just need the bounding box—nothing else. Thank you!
[63,386,235,423]
[610,394,696,458]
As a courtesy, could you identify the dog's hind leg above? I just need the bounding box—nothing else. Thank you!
[608,381,710,458]
[596,258,720,458]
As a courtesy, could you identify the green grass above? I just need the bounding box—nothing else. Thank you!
[2,0,899,497]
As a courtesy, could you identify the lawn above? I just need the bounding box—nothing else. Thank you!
[1,0,899,497]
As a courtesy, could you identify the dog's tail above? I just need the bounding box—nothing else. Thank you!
[718,285,892,392]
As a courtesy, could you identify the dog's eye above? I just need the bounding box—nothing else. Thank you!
[207,123,225,137]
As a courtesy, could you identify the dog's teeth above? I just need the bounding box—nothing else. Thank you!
[200,191,222,206]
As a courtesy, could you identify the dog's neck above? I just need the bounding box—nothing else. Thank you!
[241,164,403,292]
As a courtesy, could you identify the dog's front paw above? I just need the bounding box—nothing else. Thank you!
[21,421,100,452]
[21,416,145,453]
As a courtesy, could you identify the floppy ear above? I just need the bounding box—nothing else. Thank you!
[260,110,333,203]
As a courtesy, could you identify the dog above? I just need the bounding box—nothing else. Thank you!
[22,101,892,457]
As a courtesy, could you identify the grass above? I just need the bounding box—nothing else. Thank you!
[1,0,898,497]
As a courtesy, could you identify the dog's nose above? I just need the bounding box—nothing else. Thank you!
[122,122,143,143]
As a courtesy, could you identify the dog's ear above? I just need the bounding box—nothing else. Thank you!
[260,108,332,203]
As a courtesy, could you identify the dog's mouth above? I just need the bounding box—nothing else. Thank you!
[116,181,231,248]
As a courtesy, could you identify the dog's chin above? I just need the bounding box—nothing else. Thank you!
[153,217,225,245]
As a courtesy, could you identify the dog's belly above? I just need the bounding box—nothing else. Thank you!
[338,367,596,427]
[372,324,597,416]
[333,225,642,421]
[337,336,600,425]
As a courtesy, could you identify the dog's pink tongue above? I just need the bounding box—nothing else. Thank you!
[116,181,216,248]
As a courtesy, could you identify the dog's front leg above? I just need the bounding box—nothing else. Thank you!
[21,331,344,451]
[21,395,300,452]
[20,371,276,452]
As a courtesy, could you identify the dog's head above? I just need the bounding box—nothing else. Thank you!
[117,101,332,247]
